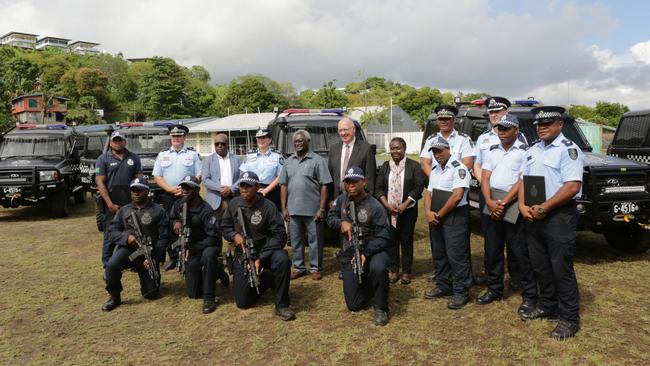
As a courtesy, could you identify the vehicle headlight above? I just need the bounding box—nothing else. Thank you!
[39,170,60,182]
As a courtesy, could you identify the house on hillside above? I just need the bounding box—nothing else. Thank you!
[69,41,100,55]
[0,31,38,49]
[36,36,71,50]
[11,94,68,123]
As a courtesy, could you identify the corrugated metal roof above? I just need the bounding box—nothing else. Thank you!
[190,113,276,133]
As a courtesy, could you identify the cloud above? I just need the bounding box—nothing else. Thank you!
[0,0,647,108]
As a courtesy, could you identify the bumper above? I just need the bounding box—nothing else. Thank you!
[576,198,650,231]
[0,182,64,208]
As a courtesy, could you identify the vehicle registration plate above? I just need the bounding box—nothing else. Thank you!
[613,202,640,215]
[2,187,22,194]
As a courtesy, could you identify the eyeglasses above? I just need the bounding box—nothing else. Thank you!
[214,142,227,146]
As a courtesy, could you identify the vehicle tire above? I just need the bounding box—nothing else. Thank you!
[95,193,105,232]
[74,189,85,204]
[604,226,650,254]
[51,186,70,218]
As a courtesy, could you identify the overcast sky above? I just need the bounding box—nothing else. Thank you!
[2,0,649,109]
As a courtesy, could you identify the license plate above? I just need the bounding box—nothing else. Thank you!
[613,202,640,214]
[2,187,22,194]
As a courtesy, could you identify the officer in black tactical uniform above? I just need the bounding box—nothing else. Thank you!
[327,166,392,326]
[102,177,168,312]
[221,171,296,321]
[170,175,228,314]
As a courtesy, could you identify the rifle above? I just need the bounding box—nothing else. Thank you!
[237,207,261,294]
[171,200,191,277]
[348,200,364,284]
[126,211,160,287]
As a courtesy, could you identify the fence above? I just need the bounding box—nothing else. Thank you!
[367,132,424,154]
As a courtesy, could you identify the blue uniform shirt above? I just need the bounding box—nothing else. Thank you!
[239,149,284,185]
[482,142,528,192]
[420,130,474,162]
[152,146,202,187]
[474,128,527,166]
[95,148,142,190]
[427,158,471,207]
[521,132,584,200]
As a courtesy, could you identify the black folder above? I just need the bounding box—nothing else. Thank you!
[109,185,132,206]
[430,188,454,225]
[482,188,520,224]
[523,175,546,206]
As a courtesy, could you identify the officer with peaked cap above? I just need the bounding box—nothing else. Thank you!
[473,96,527,289]
[476,114,537,311]
[152,123,202,270]
[518,106,584,341]
[239,128,284,209]
[422,137,473,309]
[326,166,392,326]
[102,177,169,311]
[169,175,227,314]
[221,171,296,321]
[420,104,475,177]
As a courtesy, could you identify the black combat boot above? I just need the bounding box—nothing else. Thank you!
[101,293,121,312]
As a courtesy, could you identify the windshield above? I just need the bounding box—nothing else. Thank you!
[122,132,170,155]
[512,113,592,151]
[0,136,65,158]
[283,126,340,154]
[611,114,650,147]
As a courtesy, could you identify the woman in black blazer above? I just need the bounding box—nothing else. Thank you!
[375,137,426,284]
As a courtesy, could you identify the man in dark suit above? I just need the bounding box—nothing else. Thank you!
[375,137,426,284]
[201,133,241,244]
[327,117,377,204]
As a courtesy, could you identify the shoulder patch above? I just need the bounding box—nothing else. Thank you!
[458,168,467,179]
[562,139,574,147]
[568,148,578,160]
[519,144,528,150]
[187,146,195,151]
[527,155,532,161]
[451,160,460,168]
[489,144,499,151]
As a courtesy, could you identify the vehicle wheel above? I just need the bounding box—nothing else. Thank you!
[74,189,85,204]
[51,187,70,218]
[604,226,650,254]
[95,193,105,232]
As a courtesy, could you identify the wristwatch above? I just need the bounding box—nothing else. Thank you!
[536,206,546,215]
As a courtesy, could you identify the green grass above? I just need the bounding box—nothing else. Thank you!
[1,198,650,365]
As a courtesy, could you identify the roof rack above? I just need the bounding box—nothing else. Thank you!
[16,123,67,130]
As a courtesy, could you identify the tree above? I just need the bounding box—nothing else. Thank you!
[359,109,389,130]
[220,77,279,115]
[397,87,446,129]
[138,57,191,120]
[309,80,349,108]
[595,101,629,126]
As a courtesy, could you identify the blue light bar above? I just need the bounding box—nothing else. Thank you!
[46,124,67,129]
[320,108,346,114]
[514,100,539,106]
[153,122,175,127]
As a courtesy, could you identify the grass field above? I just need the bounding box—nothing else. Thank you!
[1,198,650,365]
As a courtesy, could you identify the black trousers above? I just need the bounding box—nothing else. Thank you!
[479,192,520,281]
[525,203,580,323]
[389,207,418,274]
[431,205,472,295]
[339,250,390,312]
[184,246,222,300]
[483,215,537,300]
[161,192,179,262]
[233,249,291,309]
[105,246,159,299]
[101,209,116,265]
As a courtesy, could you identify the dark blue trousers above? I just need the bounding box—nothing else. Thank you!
[233,249,291,309]
[339,250,390,312]
[105,246,159,299]
[431,205,472,295]
[184,246,222,300]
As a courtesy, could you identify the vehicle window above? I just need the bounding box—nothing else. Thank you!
[517,117,592,151]
[612,115,650,147]
[285,126,328,154]
[122,133,170,155]
[85,136,105,159]
[0,136,64,158]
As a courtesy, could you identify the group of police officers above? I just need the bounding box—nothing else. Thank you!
[97,97,584,340]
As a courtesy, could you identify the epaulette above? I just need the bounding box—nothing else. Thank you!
[489,144,499,151]
[187,146,195,151]
[519,143,528,150]
[459,132,470,138]
[451,160,460,168]
[561,139,574,147]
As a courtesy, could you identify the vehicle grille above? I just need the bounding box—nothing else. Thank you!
[0,169,34,185]
[593,171,649,197]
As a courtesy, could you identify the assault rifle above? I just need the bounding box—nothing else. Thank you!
[126,211,160,287]
[172,200,191,277]
[237,207,261,294]
[349,200,364,284]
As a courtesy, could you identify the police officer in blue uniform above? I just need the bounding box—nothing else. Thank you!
[96,131,142,266]
[102,177,169,311]
[239,128,284,209]
[423,137,472,309]
[152,124,202,270]
[420,105,474,176]
[473,96,527,288]
[518,106,584,341]
[476,114,537,312]
[327,166,392,326]
[170,176,225,314]
[221,171,296,321]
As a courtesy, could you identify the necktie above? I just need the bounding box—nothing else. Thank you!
[340,144,351,191]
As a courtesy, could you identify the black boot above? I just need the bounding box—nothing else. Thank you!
[102,293,121,312]
[550,320,580,341]
[202,298,218,314]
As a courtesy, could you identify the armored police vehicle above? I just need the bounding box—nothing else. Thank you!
[607,109,650,164]
[0,123,84,217]
[421,99,650,253]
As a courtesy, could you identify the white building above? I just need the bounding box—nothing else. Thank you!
[0,32,38,49]
[186,113,276,156]
[68,41,100,55]
[36,36,71,50]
